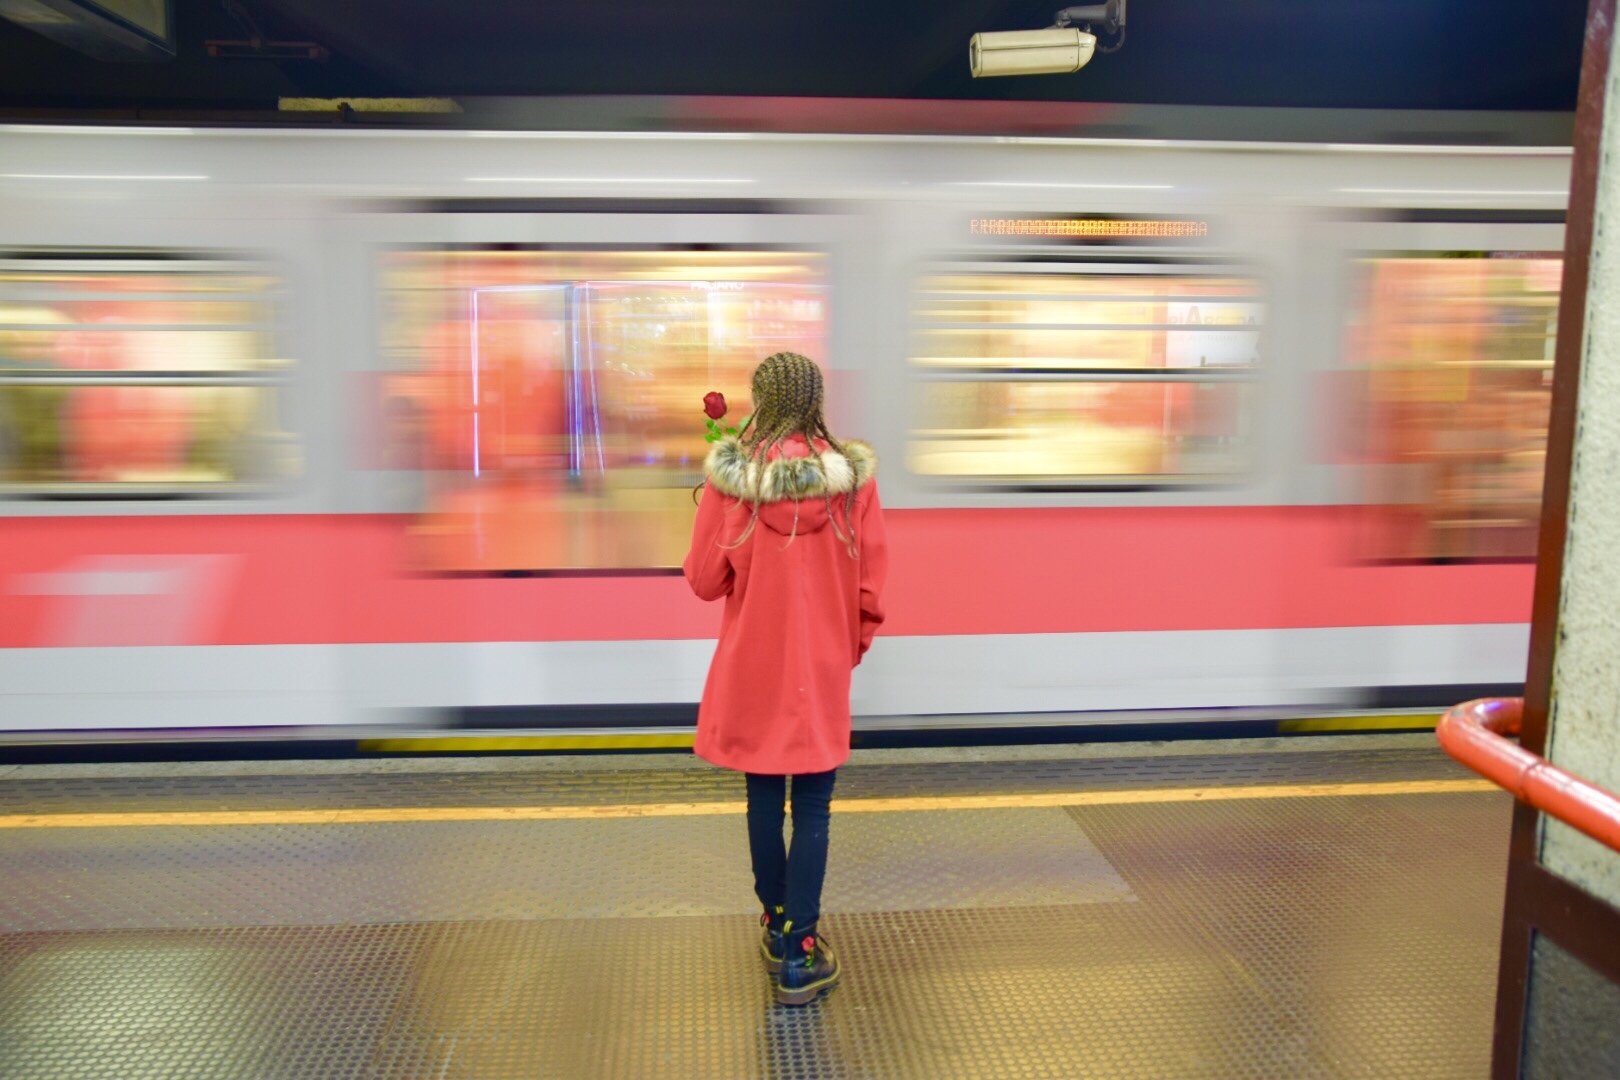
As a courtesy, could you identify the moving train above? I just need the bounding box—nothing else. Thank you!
[0,103,1572,744]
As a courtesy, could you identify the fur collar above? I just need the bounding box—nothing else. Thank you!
[705,436,877,503]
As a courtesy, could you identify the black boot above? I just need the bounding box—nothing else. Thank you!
[760,906,786,973]
[774,924,840,1006]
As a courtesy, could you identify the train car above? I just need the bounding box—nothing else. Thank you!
[0,110,1570,745]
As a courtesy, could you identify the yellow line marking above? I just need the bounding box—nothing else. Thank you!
[358,734,697,753]
[0,779,1497,830]
[356,713,1441,753]
[1278,714,1440,733]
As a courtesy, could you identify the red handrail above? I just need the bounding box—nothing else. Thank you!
[1437,697,1620,853]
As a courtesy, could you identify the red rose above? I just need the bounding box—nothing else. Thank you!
[703,392,727,420]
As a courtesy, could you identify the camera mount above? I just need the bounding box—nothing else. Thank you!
[1053,0,1126,52]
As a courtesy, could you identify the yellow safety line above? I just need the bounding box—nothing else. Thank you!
[357,713,1441,753]
[0,778,1497,830]
[1278,714,1440,733]
[359,733,697,753]
[361,712,1438,757]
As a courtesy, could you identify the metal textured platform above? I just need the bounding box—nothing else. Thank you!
[0,742,1509,1079]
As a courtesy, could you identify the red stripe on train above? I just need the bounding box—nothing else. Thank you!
[0,508,1533,647]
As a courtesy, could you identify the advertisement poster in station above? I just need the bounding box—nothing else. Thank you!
[1165,303,1263,368]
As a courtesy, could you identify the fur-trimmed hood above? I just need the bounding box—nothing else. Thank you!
[704,435,877,535]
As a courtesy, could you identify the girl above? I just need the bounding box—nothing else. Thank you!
[683,351,888,1006]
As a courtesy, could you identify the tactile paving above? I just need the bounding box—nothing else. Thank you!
[0,925,431,1080]
[0,806,1132,932]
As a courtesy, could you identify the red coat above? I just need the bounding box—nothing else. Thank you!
[683,434,887,775]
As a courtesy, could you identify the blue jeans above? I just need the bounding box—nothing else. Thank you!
[744,769,837,932]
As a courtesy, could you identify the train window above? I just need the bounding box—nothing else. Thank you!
[1343,253,1559,562]
[378,247,827,572]
[909,269,1262,487]
[0,254,296,497]
[913,378,1251,483]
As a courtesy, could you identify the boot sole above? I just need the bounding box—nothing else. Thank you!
[760,938,783,975]
[774,968,839,1006]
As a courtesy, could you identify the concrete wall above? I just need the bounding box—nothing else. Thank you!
[1542,20,1620,911]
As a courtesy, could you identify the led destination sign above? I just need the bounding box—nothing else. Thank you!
[970,216,1210,241]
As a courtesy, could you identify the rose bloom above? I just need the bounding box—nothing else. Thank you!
[704,392,727,420]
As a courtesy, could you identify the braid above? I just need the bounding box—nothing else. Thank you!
[721,352,859,557]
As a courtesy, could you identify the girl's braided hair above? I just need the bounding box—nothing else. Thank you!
[703,352,860,558]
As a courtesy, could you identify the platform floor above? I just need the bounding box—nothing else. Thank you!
[0,736,1508,1079]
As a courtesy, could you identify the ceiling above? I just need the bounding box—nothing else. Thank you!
[0,0,1588,115]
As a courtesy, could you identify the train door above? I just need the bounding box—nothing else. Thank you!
[336,202,864,726]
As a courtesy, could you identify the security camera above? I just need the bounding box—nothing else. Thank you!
[970,28,1097,78]
[970,0,1125,79]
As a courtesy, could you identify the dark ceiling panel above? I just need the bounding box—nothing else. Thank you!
[0,0,1587,113]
